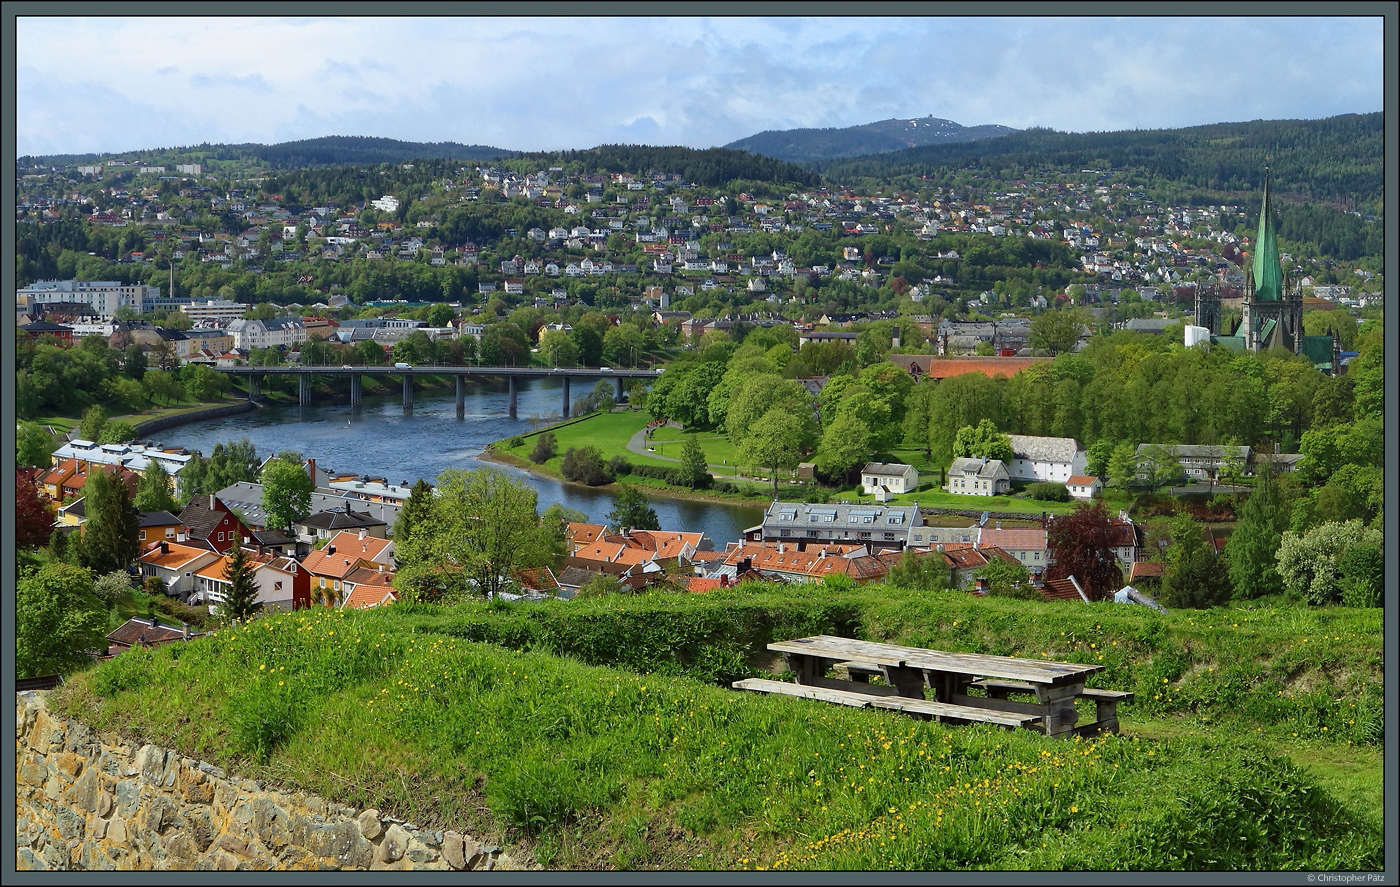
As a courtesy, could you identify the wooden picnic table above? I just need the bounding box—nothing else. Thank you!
[733,635,1130,739]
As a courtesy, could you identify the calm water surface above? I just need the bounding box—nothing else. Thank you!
[157,378,762,547]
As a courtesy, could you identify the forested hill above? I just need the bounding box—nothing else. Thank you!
[508,145,820,188]
[723,116,1017,163]
[817,113,1384,208]
[19,136,517,170]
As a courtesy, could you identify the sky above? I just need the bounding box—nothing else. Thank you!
[14,15,1386,157]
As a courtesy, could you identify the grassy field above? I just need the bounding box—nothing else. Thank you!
[52,589,1383,871]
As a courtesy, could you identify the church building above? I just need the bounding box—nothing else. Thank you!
[1194,172,1338,373]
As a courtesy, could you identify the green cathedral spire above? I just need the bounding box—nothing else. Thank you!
[1251,170,1284,302]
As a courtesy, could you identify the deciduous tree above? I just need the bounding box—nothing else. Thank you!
[78,470,140,577]
[17,563,109,678]
[16,469,54,550]
[607,485,659,532]
[952,418,1013,462]
[16,421,53,468]
[260,457,314,533]
[1046,502,1123,601]
[1225,463,1288,600]
[134,460,180,514]
[740,407,805,493]
[677,436,712,490]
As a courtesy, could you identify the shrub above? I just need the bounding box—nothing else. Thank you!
[1027,482,1070,502]
[508,435,525,448]
[561,447,613,486]
[529,432,557,464]
[608,455,632,477]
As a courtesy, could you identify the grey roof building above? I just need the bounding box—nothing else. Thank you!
[747,501,921,551]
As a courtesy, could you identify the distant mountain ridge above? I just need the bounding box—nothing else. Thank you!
[723,116,1018,163]
[19,135,517,170]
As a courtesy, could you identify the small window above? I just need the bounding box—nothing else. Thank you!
[139,530,147,540]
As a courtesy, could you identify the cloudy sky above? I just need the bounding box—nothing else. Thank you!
[15,15,1385,157]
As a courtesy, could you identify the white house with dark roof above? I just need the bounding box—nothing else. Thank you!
[860,462,919,498]
[947,457,1011,496]
[1005,434,1086,484]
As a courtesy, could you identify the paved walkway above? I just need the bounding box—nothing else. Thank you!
[624,423,753,483]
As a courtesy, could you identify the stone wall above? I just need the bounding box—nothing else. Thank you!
[131,401,257,437]
[15,692,533,871]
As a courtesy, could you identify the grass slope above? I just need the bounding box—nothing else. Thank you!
[52,589,1383,871]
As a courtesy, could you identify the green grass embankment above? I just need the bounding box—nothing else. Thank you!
[52,589,1383,871]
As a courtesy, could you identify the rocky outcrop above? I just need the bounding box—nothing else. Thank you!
[15,692,532,871]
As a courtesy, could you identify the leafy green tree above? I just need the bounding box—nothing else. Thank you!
[134,460,180,514]
[607,485,660,532]
[79,404,107,442]
[92,570,135,608]
[538,329,578,367]
[813,411,872,484]
[123,344,148,379]
[560,446,613,486]
[182,364,231,401]
[16,421,53,468]
[207,439,260,491]
[394,467,554,600]
[218,543,262,623]
[1160,516,1232,609]
[78,470,140,577]
[143,368,184,406]
[17,563,109,678]
[977,557,1033,598]
[529,432,558,464]
[98,420,139,444]
[1084,439,1116,478]
[260,457,314,533]
[179,451,210,501]
[1029,307,1088,355]
[884,550,952,591]
[1277,519,1383,606]
[952,418,1013,461]
[1107,442,1138,491]
[669,436,708,490]
[740,407,805,493]
[1138,444,1183,491]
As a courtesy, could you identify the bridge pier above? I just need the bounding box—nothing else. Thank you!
[350,374,361,410]
[247,374,260,401]
[299,373,312,407]
[615,376,625,404]
[562,376,571,418]
[455,375,465,419]
[508,376,517,420]
[402,372,413,414]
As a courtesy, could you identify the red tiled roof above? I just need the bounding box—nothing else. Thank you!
[889,355,1051,380]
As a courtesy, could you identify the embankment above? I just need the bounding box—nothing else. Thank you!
[14,692,532,871]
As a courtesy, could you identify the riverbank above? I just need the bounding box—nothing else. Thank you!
[481,436,777,509]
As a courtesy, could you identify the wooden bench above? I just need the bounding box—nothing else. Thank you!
[970,679,1133,731]
[733,678,1039,729]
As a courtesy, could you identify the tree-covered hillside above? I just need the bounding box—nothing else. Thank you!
[508,145,820,189]
[818,113,1384,209]
[19,135,517,170]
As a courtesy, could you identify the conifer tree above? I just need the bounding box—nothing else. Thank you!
[1226,462,1287,599]
[219,544,262,623]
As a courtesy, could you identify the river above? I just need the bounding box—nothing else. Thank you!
[154,377,763,547]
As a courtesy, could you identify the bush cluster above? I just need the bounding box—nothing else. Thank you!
[1026,482,1070,502]
[560,446,613,486]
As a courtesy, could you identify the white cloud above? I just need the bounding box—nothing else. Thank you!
[15,16,1383,156]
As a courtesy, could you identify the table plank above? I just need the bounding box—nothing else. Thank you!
[770,636,1102,687]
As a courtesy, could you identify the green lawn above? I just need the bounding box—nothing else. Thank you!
[647,425,741,469]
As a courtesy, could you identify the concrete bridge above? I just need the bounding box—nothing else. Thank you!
[213,365,660,418]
